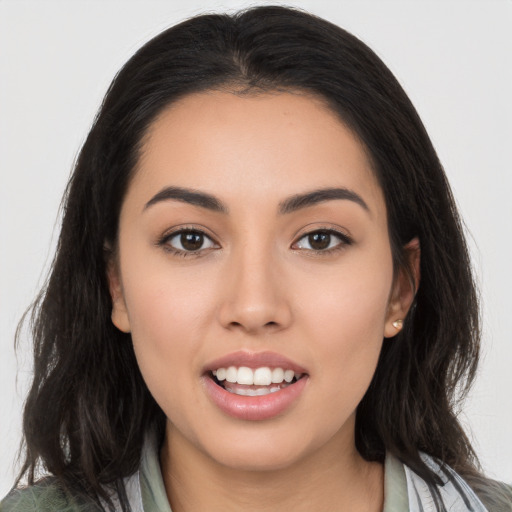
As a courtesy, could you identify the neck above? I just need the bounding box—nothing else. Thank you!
[160,420,384,512]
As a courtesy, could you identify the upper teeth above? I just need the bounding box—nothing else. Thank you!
[213,366,300,386]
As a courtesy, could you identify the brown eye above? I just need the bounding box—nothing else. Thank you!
[181,232,204,250]
[308,232,331,250]
[294,229,351,252]
[165,230,216,253]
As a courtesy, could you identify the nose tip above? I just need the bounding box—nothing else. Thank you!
[223,307,285,334]
[217,257,292,334]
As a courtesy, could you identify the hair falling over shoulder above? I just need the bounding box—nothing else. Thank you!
[12,5,511,511]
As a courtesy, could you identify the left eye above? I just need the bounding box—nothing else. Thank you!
[166,230,217,252]
[294,230,349,251]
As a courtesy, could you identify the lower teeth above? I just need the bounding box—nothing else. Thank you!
[224,385,287,396]
[212,374,300,396]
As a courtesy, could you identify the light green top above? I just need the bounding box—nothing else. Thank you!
[5,430,511,511]
[138,435,409,511]
[1,435,409,511]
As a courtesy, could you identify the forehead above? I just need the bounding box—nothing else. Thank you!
[131,90,385,218]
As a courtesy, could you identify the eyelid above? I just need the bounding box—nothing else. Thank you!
[156,223,352,257]
[156,225,221,256]
[291,226,353,253]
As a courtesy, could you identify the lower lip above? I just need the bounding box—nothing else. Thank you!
[203,375,308,421]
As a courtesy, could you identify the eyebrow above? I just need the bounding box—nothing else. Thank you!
[143,186,369,215]
[278,187,370,215]
[144,186,228,213]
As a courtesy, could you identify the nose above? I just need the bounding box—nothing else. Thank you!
[217,244,292,335]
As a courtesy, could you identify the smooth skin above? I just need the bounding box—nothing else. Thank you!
[108,90,419,512]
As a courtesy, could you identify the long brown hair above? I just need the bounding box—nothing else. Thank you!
[15,6,509,510]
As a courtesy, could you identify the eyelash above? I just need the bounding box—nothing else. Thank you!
[292,229,353,255]
[157,227,352,258]
[157,228,219,258]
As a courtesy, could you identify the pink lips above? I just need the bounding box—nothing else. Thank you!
[202,351,309,421]
[204,350,307,374]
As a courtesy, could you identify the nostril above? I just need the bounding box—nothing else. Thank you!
[228,320,278,329]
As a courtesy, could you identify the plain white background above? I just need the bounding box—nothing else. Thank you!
[1,0,511,498]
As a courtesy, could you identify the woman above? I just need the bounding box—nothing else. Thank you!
[2,5,510,511]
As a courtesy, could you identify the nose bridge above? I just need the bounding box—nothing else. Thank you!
[218,233,291,333]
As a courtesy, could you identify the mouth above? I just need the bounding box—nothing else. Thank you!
[202,352,309,420]
[209,366,306,396]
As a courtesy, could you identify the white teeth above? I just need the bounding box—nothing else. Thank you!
[253,367,272,386]
[237,367,253,385]
[271,367,284,383]
[224,386,280,397]
[225,366,238,383]
[284,369,294,383]
[213,366,302,386]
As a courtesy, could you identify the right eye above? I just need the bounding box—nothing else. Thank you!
[292,229,352,253]
[161,229,218,255]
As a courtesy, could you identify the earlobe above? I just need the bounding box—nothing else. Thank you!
[384,237,420,338]
[106,258,131,333]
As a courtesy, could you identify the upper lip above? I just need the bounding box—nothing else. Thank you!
[204,350,308,374]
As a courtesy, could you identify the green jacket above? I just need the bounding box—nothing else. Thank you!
[2,439,510,511]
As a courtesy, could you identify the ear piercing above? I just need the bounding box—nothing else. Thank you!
[392,319,403,330]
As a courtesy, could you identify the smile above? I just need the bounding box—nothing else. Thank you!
[213,366,304,396]
[203,352,309,420]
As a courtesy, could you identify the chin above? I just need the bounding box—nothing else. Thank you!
[212,447,305,473]
[200,427,319,473]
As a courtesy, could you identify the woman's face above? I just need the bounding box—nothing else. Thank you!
[110,91,412,471]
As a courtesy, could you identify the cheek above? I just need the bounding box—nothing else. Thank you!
[298,248,393,343]
[118,255,219,396]
[295,249,393,408]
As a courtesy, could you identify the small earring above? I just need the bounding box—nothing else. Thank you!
[392,319,403,330]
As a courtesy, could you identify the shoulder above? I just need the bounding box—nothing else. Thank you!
[404,452,512,512]
[1,478,102,512]
[475,479,512,512]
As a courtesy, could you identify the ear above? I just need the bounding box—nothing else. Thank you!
[106,256,131,333]
[384,237,420,338]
